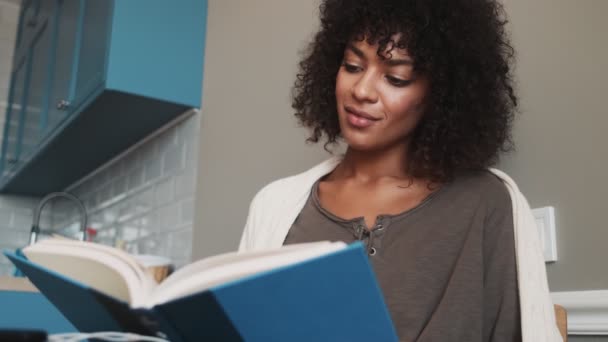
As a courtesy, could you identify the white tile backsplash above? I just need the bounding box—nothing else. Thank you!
[180,198,195,224]
[56,111,201,268]
[168,228,193,266]
[175,165,197,199]
[154,178,174,206]
[162,143,184,175]
[0,194,46,276]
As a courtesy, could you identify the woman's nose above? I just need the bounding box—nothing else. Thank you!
[351,72,379,103]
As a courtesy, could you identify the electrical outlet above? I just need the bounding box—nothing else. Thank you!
[531,206,558,262]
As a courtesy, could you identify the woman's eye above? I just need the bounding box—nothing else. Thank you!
[342,62,361,73]
[386,76,412,87]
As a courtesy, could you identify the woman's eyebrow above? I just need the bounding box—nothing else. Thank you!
[346,44,366,59]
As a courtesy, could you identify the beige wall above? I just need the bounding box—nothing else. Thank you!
[193,0,329,259]
[500,0,608,291]
[194,0,608,294]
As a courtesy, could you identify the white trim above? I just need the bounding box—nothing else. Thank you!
[551,290,608,335]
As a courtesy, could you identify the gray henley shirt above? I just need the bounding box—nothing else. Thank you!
[283,171,521,342]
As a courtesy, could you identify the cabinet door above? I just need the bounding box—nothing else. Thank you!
[72,0,112,105]
[1,57,28,178]
[18,2,54,161]
[13,0,40,63]
[45,0,81,135]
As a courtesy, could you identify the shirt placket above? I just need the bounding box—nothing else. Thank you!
[352,217,387,256]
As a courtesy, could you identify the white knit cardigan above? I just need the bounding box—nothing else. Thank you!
[239,156,562,341]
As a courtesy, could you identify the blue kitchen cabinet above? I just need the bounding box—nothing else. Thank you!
[1,57,27,179]
[0,0,207,195]
[45,0,110,135]
[19,0,55,162]
[45,0,80,136]
[1,0,54,178]
[13,0,44,63]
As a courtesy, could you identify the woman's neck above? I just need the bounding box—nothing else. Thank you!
[331,143,412,183]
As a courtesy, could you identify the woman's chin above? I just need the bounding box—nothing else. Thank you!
[342,136,383,152]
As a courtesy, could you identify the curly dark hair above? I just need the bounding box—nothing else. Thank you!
[292,0,517,183]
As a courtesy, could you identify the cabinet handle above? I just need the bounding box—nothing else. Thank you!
[56,100,71,110]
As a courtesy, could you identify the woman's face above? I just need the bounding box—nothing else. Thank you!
[335,38,430,152]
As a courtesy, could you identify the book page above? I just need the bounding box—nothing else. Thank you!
[36,239,150,285]
[148,242,346,308]
[24,248,133,303]
[23,240,156,305]
[158,241,334,292]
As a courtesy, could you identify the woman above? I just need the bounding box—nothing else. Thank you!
[239,0,561,341]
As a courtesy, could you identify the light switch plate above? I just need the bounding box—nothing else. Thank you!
[531,206,558,262]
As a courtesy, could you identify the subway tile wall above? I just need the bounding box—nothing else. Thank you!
[0,196,51,276]
[0,1,44,276]
[52,111,201,268]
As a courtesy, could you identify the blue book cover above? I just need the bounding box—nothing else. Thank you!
[5,242,397,342]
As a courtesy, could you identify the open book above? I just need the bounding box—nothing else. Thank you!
[18,238,346,309]
[6,239,398,342]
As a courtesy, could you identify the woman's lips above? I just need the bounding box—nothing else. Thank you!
[345,106,380,128]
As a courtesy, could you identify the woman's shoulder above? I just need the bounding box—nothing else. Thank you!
[445,170,517,239]
[456,169,508,190]
[451,169,513,210]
